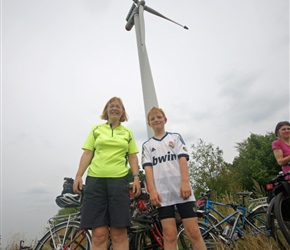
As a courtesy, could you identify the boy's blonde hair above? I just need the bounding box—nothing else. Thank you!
[100,96,128,122]
[147,107,167,122]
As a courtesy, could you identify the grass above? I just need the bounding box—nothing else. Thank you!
[1,187,289,250]
[1,231,288,250]
[0,233,35,250]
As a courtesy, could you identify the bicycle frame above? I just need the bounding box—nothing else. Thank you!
[35,212,91,250]
[199,193,270,245]
[130,200,164,249]
[48,220,87,250]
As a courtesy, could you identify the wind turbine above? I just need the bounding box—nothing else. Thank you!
[125,0,188,138]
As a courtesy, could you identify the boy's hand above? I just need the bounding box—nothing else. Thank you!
[150,189,162,207]
[180,181,192,200]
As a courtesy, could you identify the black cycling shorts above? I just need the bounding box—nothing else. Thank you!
[157,201,197,220]
[80,175,131,229]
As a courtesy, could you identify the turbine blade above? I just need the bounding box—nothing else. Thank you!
[144,5,188,30]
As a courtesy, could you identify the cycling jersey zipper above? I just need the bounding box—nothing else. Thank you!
[110,123,113,136]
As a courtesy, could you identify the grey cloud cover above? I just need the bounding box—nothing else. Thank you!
[1,0,289,247]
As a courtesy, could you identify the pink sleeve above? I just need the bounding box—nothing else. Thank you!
[272,140,281,150]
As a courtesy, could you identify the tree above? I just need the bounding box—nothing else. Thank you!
[232,132,280,191]
[188,139,234,196]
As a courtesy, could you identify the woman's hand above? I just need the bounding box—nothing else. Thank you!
[73,176,83,194]
[132,178,141,197]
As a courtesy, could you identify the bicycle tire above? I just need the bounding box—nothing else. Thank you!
[267,199,289,250]
[245,205,268,235]
[34,221,91,250]
[274,191,290,245]
[177,222,217,250]
[134,231,162,250]
[197,210,223,232]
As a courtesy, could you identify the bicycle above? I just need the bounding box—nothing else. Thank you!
[130,196,213,250]
[34,212,91,250]
[266,171,290,249]
[33,178,91,250]
[178,190,269,249]
[128,179,166,250]
[36,177,143,250]
[199,190,268,232]
[34,177,208,250]
[34,177,157,250]
[128,179,207,250]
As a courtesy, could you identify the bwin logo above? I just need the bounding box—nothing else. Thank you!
[153,151,177,166]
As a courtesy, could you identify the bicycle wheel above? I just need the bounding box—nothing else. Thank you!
[34,221,91,250]
[134,231,162,250]
[267,202,289,250]
[274,191,290,245]
[197,210,223,231]
[245,205,268,235]
[177,222,217,250]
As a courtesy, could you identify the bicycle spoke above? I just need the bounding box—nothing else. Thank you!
[34,221,91,250]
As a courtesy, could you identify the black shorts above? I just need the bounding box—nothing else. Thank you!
[80,176,131,229]
[157,201,197,220]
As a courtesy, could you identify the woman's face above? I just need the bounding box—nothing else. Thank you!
[107,100,123,121]
[278,124,290,139]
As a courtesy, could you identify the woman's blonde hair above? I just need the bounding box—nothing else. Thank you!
[100,97,128,122]
[147,107,167,122]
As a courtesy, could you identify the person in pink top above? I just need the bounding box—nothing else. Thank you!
[272,121,290,177]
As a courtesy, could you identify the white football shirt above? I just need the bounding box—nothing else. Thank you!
[142,132,195,206]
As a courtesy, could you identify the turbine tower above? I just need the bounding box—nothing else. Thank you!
[125,0,188,138]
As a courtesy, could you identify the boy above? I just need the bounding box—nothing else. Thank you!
[142,107,206,250]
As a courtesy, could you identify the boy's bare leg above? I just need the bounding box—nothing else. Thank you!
[161,218,178,250]
[182,217,207,250]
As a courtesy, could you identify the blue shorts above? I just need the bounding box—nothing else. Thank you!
[157,202,197,220]
[80,176,131,229]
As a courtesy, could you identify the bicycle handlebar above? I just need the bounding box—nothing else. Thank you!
[267,171,290,185]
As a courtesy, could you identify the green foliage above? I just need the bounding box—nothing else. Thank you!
[232,132,281,191]
[188,132,279,197]
[57,207,80,216]
[189,139,236,196]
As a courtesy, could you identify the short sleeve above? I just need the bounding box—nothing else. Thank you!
[82,125,97,151]
[176,133,189,161]
[272,140,281,150]
[142,141,153,168]
[127,128,139,154]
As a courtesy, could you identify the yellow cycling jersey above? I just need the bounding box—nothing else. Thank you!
[82,123,139,178]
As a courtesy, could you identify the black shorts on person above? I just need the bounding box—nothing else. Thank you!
[80,175,131,229]
[157,201,197,220]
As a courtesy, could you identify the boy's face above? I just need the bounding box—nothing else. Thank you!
[148,111,167,129]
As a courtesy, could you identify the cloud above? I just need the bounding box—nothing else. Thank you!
[1,0,289,247]
[20,183,50,196]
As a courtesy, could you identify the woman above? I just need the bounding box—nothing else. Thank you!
[272,121,290,176]
[73,97,141,250]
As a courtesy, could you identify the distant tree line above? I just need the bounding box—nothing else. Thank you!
[189,132,280,199]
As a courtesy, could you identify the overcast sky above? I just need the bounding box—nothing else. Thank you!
[1,0,289,247]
